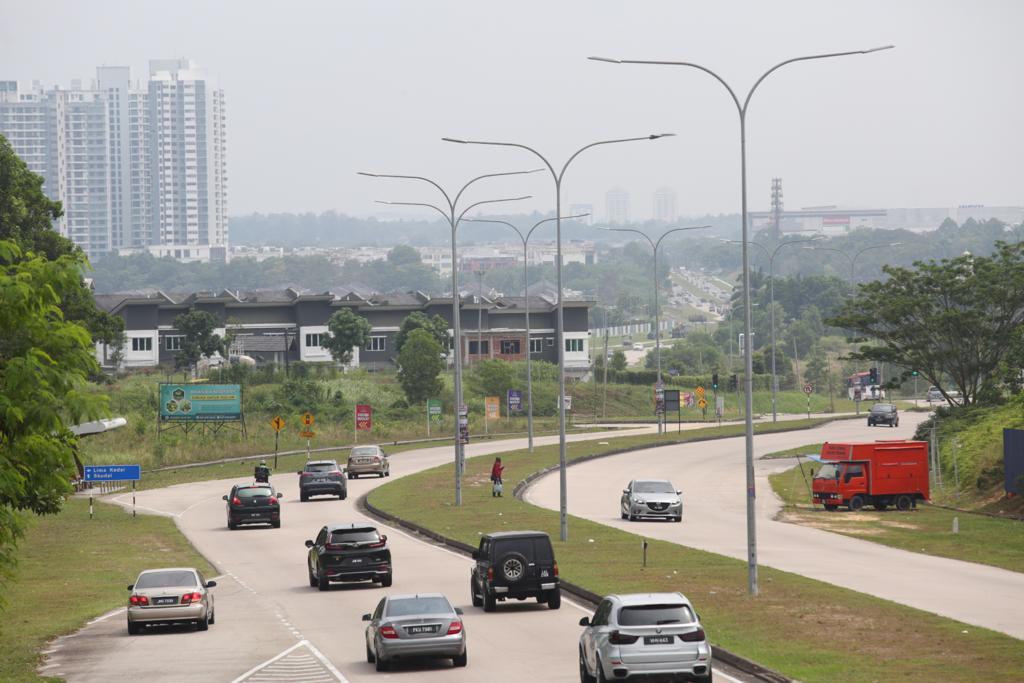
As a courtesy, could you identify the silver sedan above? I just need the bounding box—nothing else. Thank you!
[347,445,390,478]
[126,567,216,634]
[363,593,467,672]
[621,479,683,522]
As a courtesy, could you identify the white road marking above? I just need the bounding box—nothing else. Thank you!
[231,640,348,683]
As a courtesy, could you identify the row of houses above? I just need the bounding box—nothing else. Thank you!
[95,287,594,373]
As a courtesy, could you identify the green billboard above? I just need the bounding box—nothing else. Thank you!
[159,384,242,422]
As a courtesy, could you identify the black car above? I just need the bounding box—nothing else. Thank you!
[867,403,899,427]
[298,460,347,501]
[305,523,392,590]
[470,530,560,612]
[224,483,282,529]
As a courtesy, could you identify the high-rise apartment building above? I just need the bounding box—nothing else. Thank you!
[0,60,227,261]
[605,187,630,224]
[653,186,677,223]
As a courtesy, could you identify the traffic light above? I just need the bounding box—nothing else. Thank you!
[712,373,719,390]
[729,374,738,391]
[869,367,878,384]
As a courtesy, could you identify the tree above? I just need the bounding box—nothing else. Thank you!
[828,242,1024,406]
[397,329,444,405]
[609,350,627,372]
[0,241,107,595]
[322,307,371,364]
[394,311,451,357]
[0,135,75,261]
[173,310,225,371]
[470,359,517,398]
[387,244,422,266]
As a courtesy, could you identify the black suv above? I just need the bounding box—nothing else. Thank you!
[470,531,560,611]
[224,483,282,529]
[867,403,899,427]
[305,523,392,590]
[298,460,347,501]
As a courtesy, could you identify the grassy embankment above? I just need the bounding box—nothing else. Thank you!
[0,499,215,683]
[767,445,1024,574]
[368,421,1024,683]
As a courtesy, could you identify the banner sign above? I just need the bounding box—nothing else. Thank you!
[507,389,523,413]
[458,405,469,444]
[355,404,373,431]
[485,396,501,420]
[84,465,141,482]
[427,398,443,424]
[159,384,242,422]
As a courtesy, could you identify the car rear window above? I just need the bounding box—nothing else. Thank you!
[386,597,452,617]
[305,463,336,472]
[237,487,274,498]
[351,447,379,457]
[618,604,695,626]
[136,570,197,589]
[329,528,380,544]
[493,536,553,563]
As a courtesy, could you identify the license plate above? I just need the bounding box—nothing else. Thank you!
[350,558,363,563]
[644,635,674,645]
[251,512,262,517]
[315,478,326,483]
[154,597,177,605]
[407,625,437,634]
[540,569,549,577]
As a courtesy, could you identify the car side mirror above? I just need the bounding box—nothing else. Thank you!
[206,580,217,588]
[455,607,463,615]
[305,540,314,548]
[127,584,134,591]
[471,550,480,560]
[579,616,591,626]
[297,471,303,475]
[361,613,371,621]
[380,535,387,543]
[277,492,284,498]
[622,489,629,495]
[676,490,682,495]
[222,495,228,501]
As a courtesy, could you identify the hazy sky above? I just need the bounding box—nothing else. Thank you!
[2,1,1021,221]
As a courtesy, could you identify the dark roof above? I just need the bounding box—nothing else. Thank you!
[327,522,377,532]
[483,530,550,540]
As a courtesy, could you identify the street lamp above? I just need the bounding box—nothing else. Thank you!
[443,134,675,541]
[358,169,537,506]
[804,242,903,282]
[590,45,894,596]
[463,213,591,452]
[723,235,823,422]
[602,225,710,433]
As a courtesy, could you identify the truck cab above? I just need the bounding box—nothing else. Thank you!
[811,441,929,512]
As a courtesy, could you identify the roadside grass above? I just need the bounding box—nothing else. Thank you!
[769,464,1024,574]
[0,498,214,683]
[760,442,823,459]
[368,426,1024,682]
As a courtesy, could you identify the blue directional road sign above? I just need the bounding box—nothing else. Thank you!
[84,465,141,482]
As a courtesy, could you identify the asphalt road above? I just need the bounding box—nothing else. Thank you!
[42,424,748,682]
[525,412,1024,640]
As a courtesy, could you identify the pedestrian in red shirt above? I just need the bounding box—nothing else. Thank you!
[490,457,505,497]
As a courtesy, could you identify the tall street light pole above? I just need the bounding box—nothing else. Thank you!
[805,242,903,283]
[724,235,822,422]
[358,169,536,506]
[603,225,711,433]
[590,45,894,595]
[443,134,675,541]
[464,213,590,452]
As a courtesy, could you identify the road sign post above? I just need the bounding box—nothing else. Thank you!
[803,383,814,419]
[427,398,443,437]
[270,416,285,467]
[84,465,141,519]
[301,413,315,457]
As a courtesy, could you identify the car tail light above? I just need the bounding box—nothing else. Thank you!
[366,539,386,549]
[129,595,149,606]
[373,457,381,463]
[679,629,706,642]
[486,567,494,581]
[553,561,559,577]
[231,496,241,506]
[268,497,278,505]
[380,625,399,639]
[301,472,312,478]
[609,630,639,645]
[181,592,203,604]
[446,620,463,635]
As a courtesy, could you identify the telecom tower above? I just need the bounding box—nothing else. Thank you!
[770,178,784,239]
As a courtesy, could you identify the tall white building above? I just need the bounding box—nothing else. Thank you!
[605,187,630,224]
[653,186,677,223]
[0,60,227,261]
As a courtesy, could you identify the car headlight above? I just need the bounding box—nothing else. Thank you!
[635,497,646,505]
[670,499,682,507]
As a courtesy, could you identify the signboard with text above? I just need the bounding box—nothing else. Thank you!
[159,384,242,422]
[507,389,523,413]
[458,405,469,444]
[485,396,501,420]
[355,404,373,431]
[427,398,443,424]
[84,465,141,482]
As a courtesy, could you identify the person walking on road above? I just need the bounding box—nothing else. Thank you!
[490,457,505,497]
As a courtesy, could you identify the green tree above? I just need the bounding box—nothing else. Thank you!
[394,311,451,356]
[173,310,225,371]
[470,359,517,398]
[609,349,627,372]
[0,241,107,594]
[828,242,1024,406]
[323,307,371,364]
[397,329,444,405]
[387,244,422,266]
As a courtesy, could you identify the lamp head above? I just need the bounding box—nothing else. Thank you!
[441,137,468,144]
[650,133,675,140]
[588,56,622,64]
[357,171,379,177]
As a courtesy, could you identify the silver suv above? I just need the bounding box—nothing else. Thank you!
[579,592,712,682]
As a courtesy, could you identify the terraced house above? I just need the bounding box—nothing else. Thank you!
[95,288,593,374]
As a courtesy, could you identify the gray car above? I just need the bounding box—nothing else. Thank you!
[579,592,712,682]
[621,479,683,522]
[127,567,216,634]
[363,593,467,672]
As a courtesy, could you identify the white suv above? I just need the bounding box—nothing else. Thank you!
[579,592,712,682]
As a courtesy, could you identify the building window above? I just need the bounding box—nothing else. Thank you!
[131,337,152,352]
[468,340,490,355]
[365,336,387,352]
[500,339,521,355]
[546,337,555,347]
[565,338,584,353]
[529,338,543,354]
[305,333,324,347]
[165,335,184,351]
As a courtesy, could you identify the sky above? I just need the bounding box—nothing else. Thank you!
[2,0,1021,222]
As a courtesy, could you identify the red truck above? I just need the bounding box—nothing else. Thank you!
[811,440,929,512]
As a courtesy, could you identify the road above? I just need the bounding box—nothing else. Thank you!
[525,412,1024,639]
[42,425,748,682]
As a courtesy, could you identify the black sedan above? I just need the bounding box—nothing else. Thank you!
[224,483,283,529]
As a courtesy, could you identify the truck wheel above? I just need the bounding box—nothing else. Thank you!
[471,577,482,607]
[896,495,913,511]
[873,500,888,511]
[848,495,865,512]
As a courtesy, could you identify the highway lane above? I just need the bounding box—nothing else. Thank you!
[526,412,1024,639]
[44,425,744,682]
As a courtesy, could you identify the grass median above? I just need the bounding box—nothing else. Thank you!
[0,498,215,683]
[367,421,1024,683]
[769,462,1024,574]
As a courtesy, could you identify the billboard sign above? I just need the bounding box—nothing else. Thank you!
[507,389,523,413]
[427,398,443,424]
[355,404,373,432]
[485,396,501,420]
[159,384,242,422]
